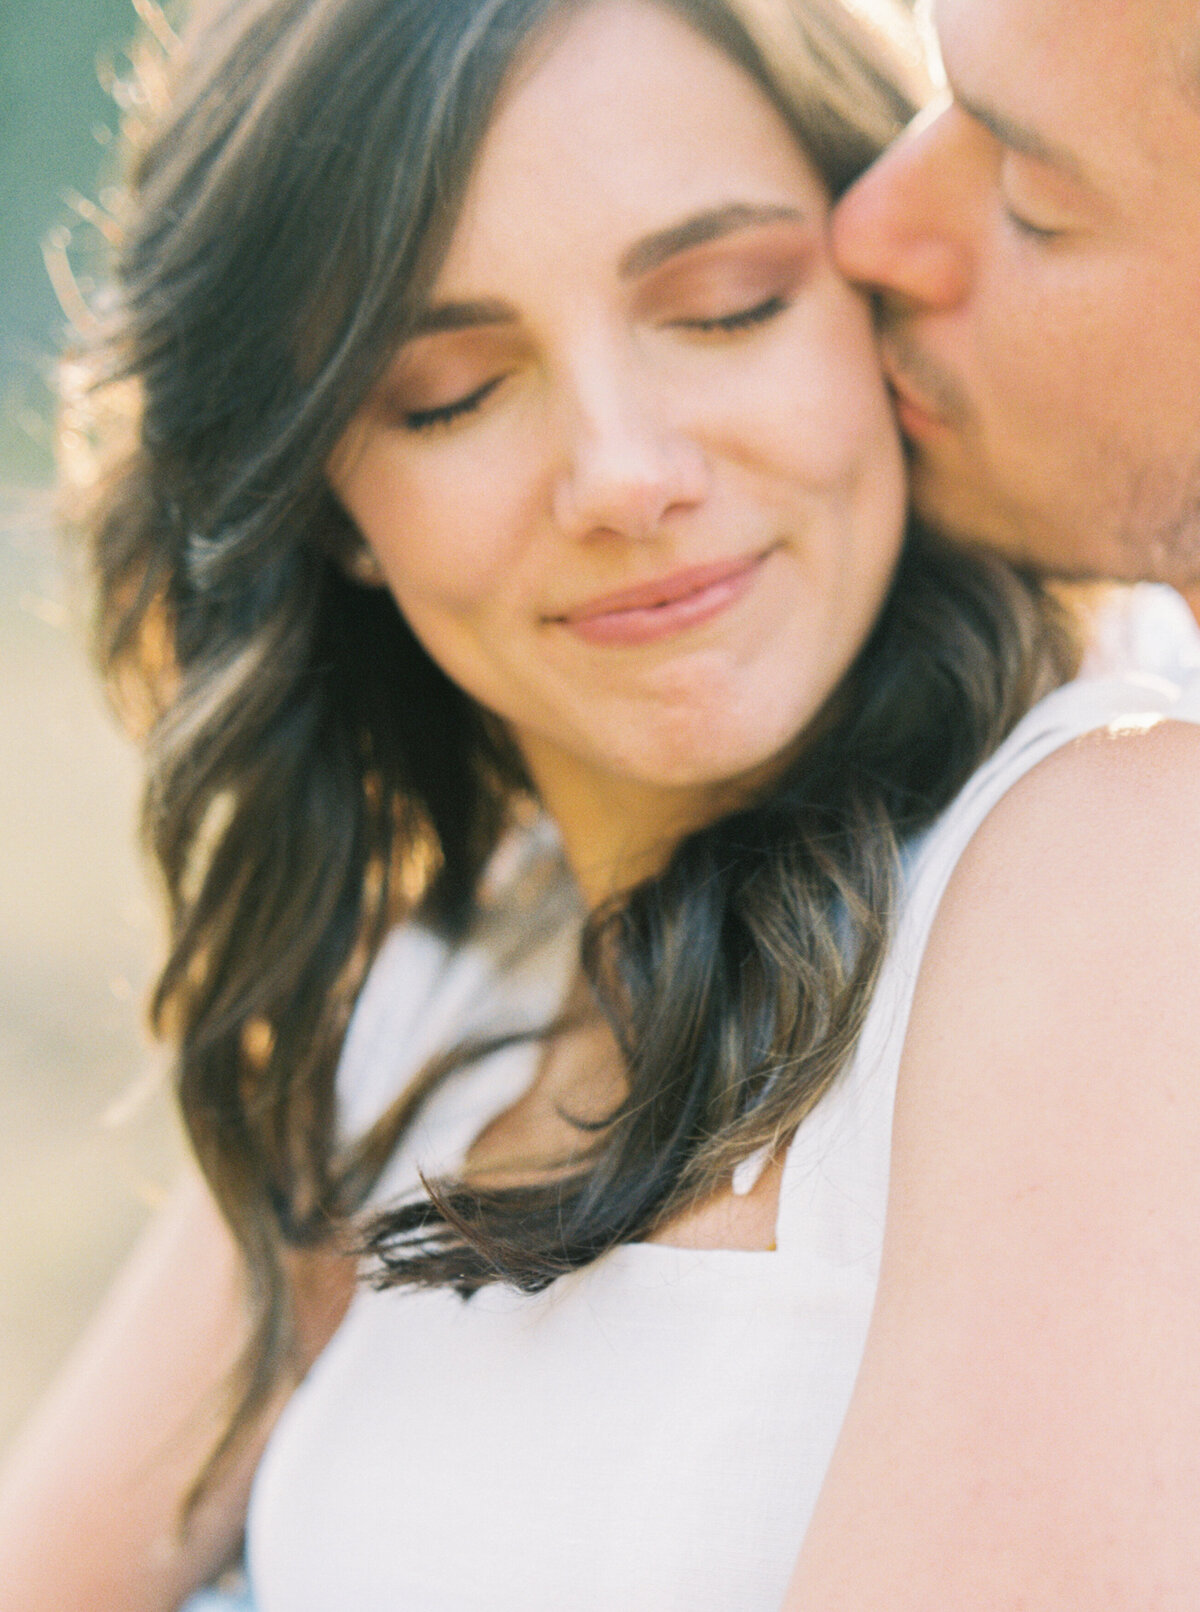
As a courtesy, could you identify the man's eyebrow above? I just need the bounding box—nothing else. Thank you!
[1174,22,1200,114]
[618,202,805,279]
[956,90,1089,185]
[410,297,515,336]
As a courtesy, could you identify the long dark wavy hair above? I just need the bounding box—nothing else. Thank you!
[67,0,1076,1499]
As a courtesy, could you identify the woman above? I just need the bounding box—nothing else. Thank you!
[4,0,1200,1606]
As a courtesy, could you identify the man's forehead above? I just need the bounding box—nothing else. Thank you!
[934,0,1196,47]
[933,0,1200,149]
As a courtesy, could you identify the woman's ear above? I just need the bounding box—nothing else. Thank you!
[314,482,388,587]
[343,542,387,587]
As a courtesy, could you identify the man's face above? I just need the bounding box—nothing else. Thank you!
[832,0,1200,585]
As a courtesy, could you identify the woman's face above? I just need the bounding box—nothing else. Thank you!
[332,0,905,865]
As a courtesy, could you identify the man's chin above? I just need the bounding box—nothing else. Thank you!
[909,457,1009,550]
[910,465,1082,577]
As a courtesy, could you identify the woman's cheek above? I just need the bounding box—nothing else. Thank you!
[792,335,901,490]
[346,453,519,612]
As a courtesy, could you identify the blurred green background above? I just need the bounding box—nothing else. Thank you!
[0,0,134,483]
[1,0,181,1454]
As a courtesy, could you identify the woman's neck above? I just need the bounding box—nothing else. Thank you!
[516,738,753,907]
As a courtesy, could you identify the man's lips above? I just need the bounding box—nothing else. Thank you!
[880,340,963,438]
[884,364,945,437]
[550,551,771,647]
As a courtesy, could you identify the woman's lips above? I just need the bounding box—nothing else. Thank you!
[552,551,769,648]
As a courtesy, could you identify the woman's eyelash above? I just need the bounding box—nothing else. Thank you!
[400,295,788,429]
[403,375,505,432]
[677,294,789,334]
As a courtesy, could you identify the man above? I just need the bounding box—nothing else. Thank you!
[832,0,1200,619]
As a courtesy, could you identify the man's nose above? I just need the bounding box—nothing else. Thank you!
[832,97,980,311]
[551,359,709,544]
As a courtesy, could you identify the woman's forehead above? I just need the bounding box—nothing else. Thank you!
[435,0,821,284]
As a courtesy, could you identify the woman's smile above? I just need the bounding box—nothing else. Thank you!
[548,547,776,647]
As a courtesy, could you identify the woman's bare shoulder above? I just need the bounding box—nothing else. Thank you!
[783,716,1200,1610]
[907,712,1200,1100]
[940,709,1200,928]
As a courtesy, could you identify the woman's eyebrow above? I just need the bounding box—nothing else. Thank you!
[618,202,806,279]
[407,203,805,335]
[410,297,516,336]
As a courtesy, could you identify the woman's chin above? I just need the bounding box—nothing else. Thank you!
[594,731,805,824]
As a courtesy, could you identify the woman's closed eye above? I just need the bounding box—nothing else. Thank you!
[403,374,508,433]
[671,293,789,335]
[394,286,793,431]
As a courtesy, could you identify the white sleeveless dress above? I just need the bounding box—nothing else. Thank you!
[245,587,1200,1612]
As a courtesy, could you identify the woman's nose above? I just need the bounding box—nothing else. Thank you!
[551,359,709,544]
[832,97,981,312]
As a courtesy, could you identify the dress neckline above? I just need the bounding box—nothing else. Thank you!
[414,1033,792,1263]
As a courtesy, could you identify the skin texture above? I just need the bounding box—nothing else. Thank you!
[331,0,905,903]
[831,0,1200,588]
